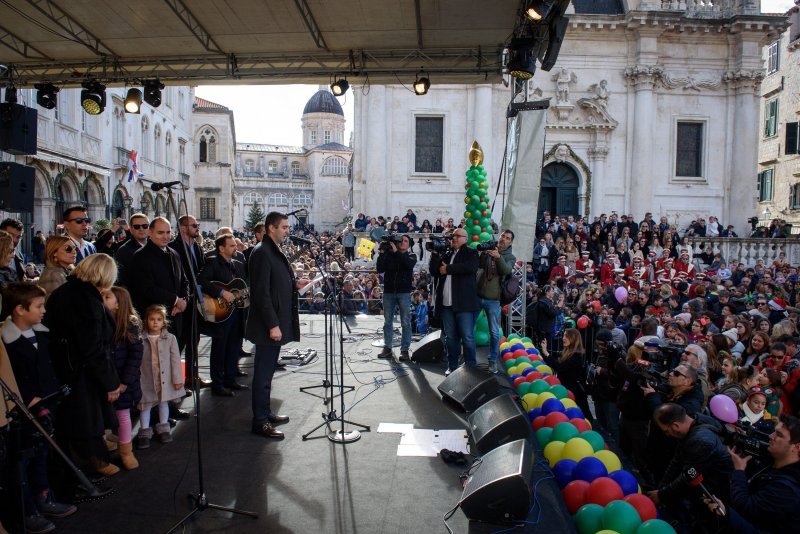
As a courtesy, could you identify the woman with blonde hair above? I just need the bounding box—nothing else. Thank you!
[38,235,76,296]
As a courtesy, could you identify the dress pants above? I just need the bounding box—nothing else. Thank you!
[252,344,280,425]
[209,308,242,389]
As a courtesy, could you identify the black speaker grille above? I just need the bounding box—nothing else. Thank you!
[437,365,499,411]
[468,394,531,454]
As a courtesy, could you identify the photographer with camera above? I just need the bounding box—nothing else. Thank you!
[704,414,800,533]
[376,234,417,362]
[430,228,480,375]
[476,230,516,373]
[588,329,624,442]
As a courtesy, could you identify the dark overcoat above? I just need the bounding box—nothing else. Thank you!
[246,238,300,346]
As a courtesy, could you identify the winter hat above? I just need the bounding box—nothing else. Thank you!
[722,328,739,343]
[675,312,692,325]
[768,298,788,312]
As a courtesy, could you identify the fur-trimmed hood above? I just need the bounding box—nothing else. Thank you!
[0,317,48,344]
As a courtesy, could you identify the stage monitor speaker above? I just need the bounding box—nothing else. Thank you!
[0,103,38,156]
[410,330,443,362]
[438,365,498,412]
[459,439,533,523]
[0,162,34,212]
[468,393,532,455]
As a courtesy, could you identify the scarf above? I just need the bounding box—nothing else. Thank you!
[741,402,764,425]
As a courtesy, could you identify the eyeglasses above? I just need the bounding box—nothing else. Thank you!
[67,217,90,224]
[182,223,200,229]
[131,224,149,230]
[62,245,75,253]
[671,369,687,378]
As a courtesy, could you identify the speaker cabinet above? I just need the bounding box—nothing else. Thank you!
[459,439,533,523]
[0,162,34,212]
[468,394,532,454]
[410,330,443,362]
[438,365,498,412]
[0,104,38,156]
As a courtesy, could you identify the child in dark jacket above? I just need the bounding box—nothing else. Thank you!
[1,282,76,533]
[103,286,143,469]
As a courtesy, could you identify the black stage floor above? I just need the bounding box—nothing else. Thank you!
[53,315,575,534]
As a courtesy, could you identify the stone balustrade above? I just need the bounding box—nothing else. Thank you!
[688,237,800,267]
[643,0,758,16]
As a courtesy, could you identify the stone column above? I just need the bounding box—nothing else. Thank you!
[587,145,608,217]
[624,64,662,219]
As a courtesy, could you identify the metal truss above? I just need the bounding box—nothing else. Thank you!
[24,0,116,57]
[8,47,503,86]
[162,0,225,55]
[506,261,526,338]
[0,25,50,60]
[293,0,329,51]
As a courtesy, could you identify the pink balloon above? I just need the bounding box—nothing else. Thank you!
[710,394,739,424]
[614,286,628,304]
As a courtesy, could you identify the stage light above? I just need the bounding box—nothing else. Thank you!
[35,83,59,109]
[507,39,536,80]
[4,87,17,104]
[124,88,143,114]
[526,0,550,21]
[143,79,165,108]
[81,81,106,115]
[413,72,430,95]
[330,78,349,96]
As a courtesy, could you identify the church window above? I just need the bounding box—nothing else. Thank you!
[764,99,778,138]
[321,156,348,176]
[675,122,703,178]
[310,130,317,144]
[291,161,301,175]
[324,130,331,144]
[767,40,780,74]
[199,128,216,163]
[791,184,800,210]
[268,160,278,173]
[200,197,216,220]
[415,116,444,173]
[758,169,774,202]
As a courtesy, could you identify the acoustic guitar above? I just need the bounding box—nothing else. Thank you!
[199,278,250,323]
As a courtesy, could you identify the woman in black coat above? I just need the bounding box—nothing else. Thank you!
[44,254,121,476]
[544,328,593,421]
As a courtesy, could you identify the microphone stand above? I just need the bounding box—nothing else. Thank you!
[161,184,257,533]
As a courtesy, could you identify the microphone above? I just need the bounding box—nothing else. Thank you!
[286,209,307,216]
[151,181,182,191]
[289,235,312,246]
[685,466,718,502]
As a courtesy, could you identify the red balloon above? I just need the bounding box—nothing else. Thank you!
[570,418,591,433]
[590,300,602,312]
[544,412,569,428]
[513,376,528,388]
[502,353,515,362]
[526,372,544,382]
[585,477,624,507]
[513,349,528,358]
[567,390,575,401]
[472,235,479,242]
[544,376,561,386]
[624,493,657,522]
[532,416,548,431]
[500,337,507,344]
[577,315,590,329]
[502,304,509,314]
[562,480,590,515]
[529,354,543,362]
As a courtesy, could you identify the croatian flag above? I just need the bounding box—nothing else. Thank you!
[127,150,143,183]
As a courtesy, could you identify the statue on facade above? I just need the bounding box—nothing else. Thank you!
[552,67,577,104]
[589,80,609,108]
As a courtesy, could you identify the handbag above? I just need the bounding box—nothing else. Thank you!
[500,275,521,306]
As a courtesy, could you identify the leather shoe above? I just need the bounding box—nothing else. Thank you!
[227,382,249,391]
[268,414,290,425]
[170,407,191,420]
[197,379,213,389]
[212,387,234,397]
[252,423,285,440]
[236,370,249,377]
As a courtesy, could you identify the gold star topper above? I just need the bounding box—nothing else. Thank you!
[468,141,483,166]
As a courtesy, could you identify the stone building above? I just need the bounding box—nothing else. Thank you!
[757,0,800,232]
[191,97,236,228]
[352,0,788,236]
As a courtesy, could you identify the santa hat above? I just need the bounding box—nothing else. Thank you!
[664,257,674,263]
[680,248,690,256]
[769,298,788,312]
[632,252,644,261]
[648,251,657,257]
[581,250,590,255]
[607,254,617,260]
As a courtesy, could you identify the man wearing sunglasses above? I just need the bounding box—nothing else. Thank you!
[115,213,150,287]
[62,206,95,264]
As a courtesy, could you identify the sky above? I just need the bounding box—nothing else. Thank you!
[196,0,795,147]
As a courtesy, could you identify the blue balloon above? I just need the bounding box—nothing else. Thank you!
[565,407,585,420]
[510,343,525,352]
[521,367,537,376]
[573,457,608,482]
[526,347,540,355]
[608,469,639,496]
[527,407,542,421]
[552,459,577,489]
[500,348,513,357]
[541,398,565,415]
[510,374,522,381]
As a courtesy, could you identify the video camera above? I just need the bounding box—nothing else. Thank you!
[748,216,759,230]
[628,340,685,395]
[720,420,772,464]
[379,233,404,252]
[476,240,498,252]
[426,234,453,252]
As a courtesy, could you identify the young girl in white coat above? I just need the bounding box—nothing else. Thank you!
[136,305,184,448]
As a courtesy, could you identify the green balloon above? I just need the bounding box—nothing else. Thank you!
[551,422,579,443]
[471,224,482,235]
[468,241,478,249]
[475,331,490,346]
[517,381,533,396]
[549,384,569,399]
[575,503,605,534]
[480,217,491,228]
[478,202,488,211]
[479,232,492,242]
[636,520,677,534]
[536,427,554,448]
[603,501,642,534]
[581,430,605,452]
[484,210,492,219]
[530,380,549,394]
[504,358,517,370]
[470,194,481,205]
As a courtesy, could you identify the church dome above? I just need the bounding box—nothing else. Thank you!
[303,90,344,116]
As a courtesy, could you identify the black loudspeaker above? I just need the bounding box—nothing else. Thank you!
[438,365,498,412]
[459,439,533,523]
[468,393,532,454]
[410,330,444,362]
[0,104,38,156]
[0,163,34,212]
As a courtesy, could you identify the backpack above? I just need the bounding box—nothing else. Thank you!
[500,275,521,306]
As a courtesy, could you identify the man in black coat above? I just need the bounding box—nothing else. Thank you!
[430,228,480,375]
[246,212,299,439]
[199,234,248,396]
[114,213,150,288]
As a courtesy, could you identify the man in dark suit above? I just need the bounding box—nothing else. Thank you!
[114,213,150,288]
[430,228,480,375]
[199,234,248,396]
[246,212,299,439]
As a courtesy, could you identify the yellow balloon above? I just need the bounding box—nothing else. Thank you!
[543,441,565,467]
[516,362,533,372]
[533,392,556,409]
[561,437,594,462]
[537,365,553,375]
[560,398,578,410]
[521,393,539,412]
[594,450,622,473]
[638,484,642,494]
[523,342,534,349]
[507,366,519,376]
[500,342,511,351]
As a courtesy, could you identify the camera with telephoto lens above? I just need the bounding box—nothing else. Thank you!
[378,233,404,252]
[720,421,772,465]
[426,235,453,252]
[476,240,498,252]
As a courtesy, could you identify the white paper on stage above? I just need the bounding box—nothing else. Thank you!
[434,429,470,454]
[397,429,438,457]
[377,422,414,434]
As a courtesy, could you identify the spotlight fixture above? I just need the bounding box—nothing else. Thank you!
[4,87,17,104]
[81,81,106,115]
[413,72,430,96]
[35,83,60,109]
[143,79,165,108]
[507,38,536,80]
[526,0,552,21]
[330,77,349,96]
[124,88,143,114]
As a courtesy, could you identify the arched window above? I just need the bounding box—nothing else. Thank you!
[294,193,312,206]
[179,141,186,173]
[199,128,217,163]
[154,124,162,163]
[291,161,301,175]
[165,131,172,168]
[140,116,150,159]
[268,193,288,206]
[321,156,348,176]
[112,189,126,218]
[243,192,263,205]
[141,192,154,214]
[208,136,217,163]
[268,160,278,173]
[113,106,124,148]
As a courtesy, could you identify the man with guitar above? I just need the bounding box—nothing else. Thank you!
[199,234,249,397]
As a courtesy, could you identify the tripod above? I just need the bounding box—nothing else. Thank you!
[161,185,257,533]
